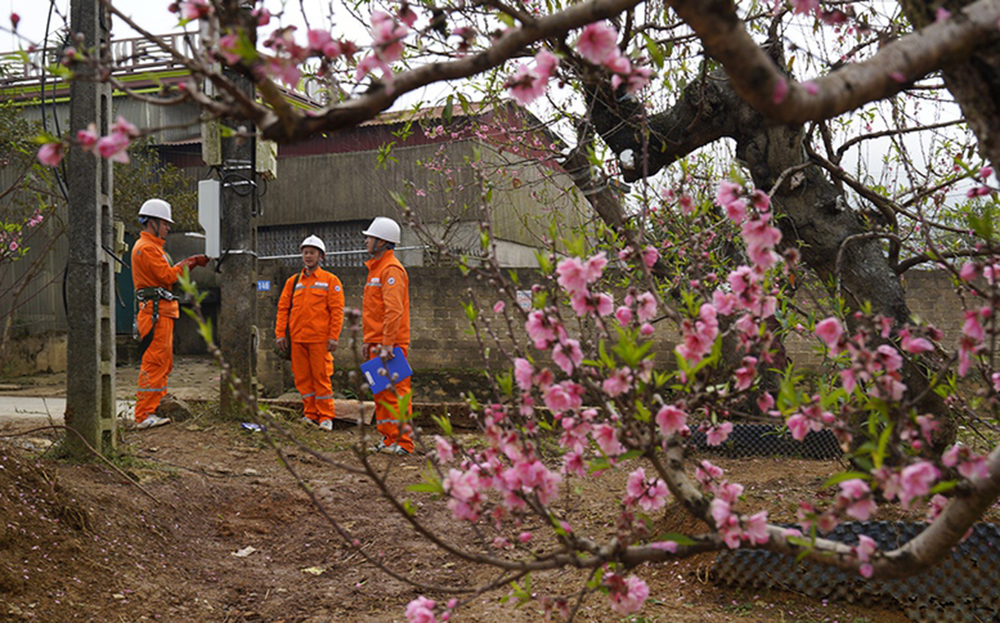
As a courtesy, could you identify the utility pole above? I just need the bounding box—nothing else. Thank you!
[217,62,258,419]
[65,0,116,455]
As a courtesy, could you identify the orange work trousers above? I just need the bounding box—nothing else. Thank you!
[291,341,335,422]
[136,314,174,423]
[370,346,414,453]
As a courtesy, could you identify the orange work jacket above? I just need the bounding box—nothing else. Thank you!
[362,250,410,347]
[275,267,345,343]
[131,231,183,319]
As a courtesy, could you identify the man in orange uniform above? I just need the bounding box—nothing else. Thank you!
[275,235,345,430]
[362,217,414,455]
[131,199,209,429]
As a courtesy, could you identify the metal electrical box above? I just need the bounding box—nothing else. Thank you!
[198,179,221,258]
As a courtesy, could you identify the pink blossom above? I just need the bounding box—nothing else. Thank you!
[513,358,533,390]
[856,534,877,562]
[435,436,454,464]
[534,49,559,80]
[576,23,619,64]
[959,262,979,281]
[963,309,985,342]
[787,412,820,441]
[493,301,505,313]
[791,0,819,14]
[639,322,655,336]
[839,479,876,520]
[734,356,757,390]
[269,58,304,87]
[655,405,687,437]
[556,256,589,294]
[712,291,738,316]
[900,330,934,353]
[111,116,137,138]
[217,33,243,65]
[405,596,437,623]
[178,0,212,21]
[814,317,843,351]
[96,133,131,164]
[355,54,392,82]
[890,71,907,83]
[552,339,583,374]
[594,292,614,316]
[705,421,733,446]
[744,511,770,544]
[725,199,748,223]
[899,461,940,508]
[77,124,99,152]
[636,291,657,322]
[602,367,633,397]
[935,7,951,21]
[772,78,789,104]
[307,29,333,53]
[370,11,407,62]
[37,142,64,167]
[626,467,669,511]
[563,451,586,477]
[875,344,903,372]
[803,81,819,95]
[716,181,742,208]
[607,575,649,615]
[696,460,724,483]
[641,246,659,268]
[10,13,19,30]
[741,218,782,270]
[651,540,678,552]
[593,423,624,456]
[507,63,546,105]
[252,7,271,26]
[615,306,633,327]
[398,4,418,27]
[583,252,608,281]
[675,303,719,365]
[542,382,576,413]
[525,311,556,348]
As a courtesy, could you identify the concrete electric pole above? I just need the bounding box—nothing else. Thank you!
[65,0,116,455]
[217,65,258,419]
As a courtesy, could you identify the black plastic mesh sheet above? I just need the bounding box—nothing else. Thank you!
[689,424,843,460]
[713,521,1000,622]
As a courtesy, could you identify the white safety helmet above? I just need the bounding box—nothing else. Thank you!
[362,217,401,244]
[300,235,326,255]
[138,198,174,223]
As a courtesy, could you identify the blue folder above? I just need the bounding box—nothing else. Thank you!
[360,347,412,394]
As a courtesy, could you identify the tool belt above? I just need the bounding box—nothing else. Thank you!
[135,288,175,358]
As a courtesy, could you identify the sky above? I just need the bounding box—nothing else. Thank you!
[9,0,180,50]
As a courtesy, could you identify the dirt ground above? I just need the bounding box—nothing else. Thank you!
[0,358,947,622]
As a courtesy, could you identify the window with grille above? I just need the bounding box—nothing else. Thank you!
[259,221,369,267]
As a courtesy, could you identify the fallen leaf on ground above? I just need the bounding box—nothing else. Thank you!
[232,546,257,557]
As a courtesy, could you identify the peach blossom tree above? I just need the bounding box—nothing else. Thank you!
[18,0,1000,619]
